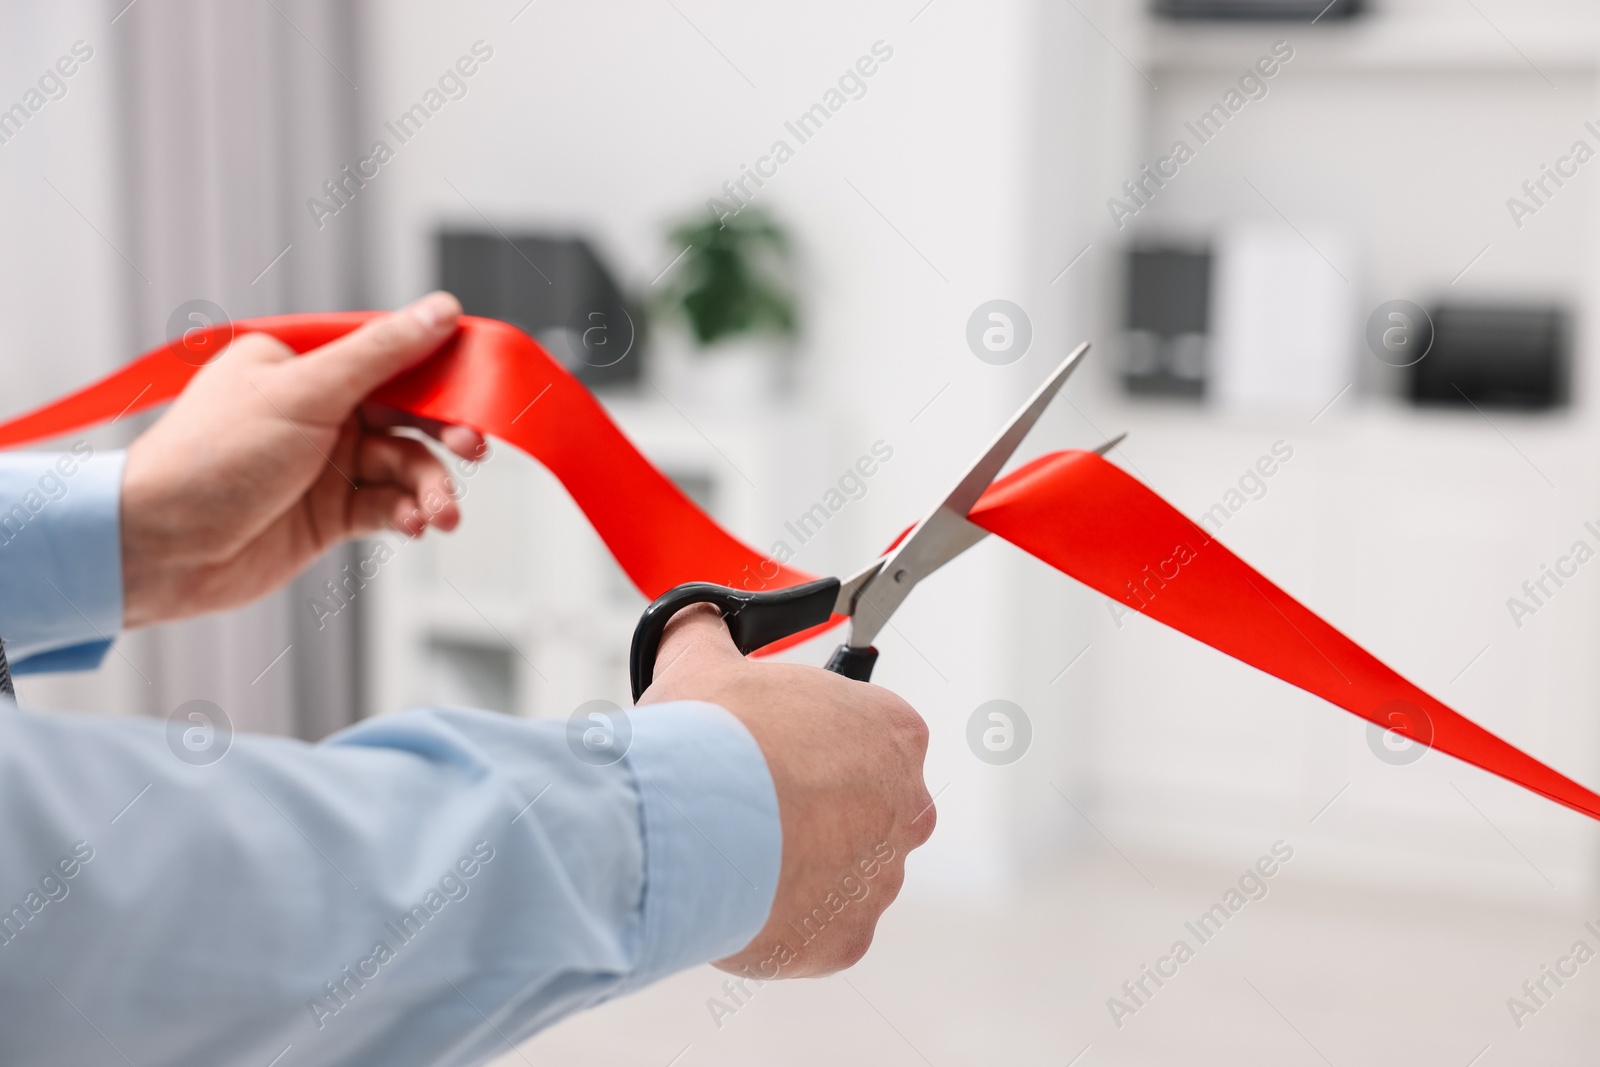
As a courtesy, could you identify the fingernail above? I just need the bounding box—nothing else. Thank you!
[408,291,459,331]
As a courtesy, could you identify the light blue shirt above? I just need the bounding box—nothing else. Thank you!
[0,451,782,1067]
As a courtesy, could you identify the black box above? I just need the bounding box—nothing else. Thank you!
[1409,305,1567,411]
[437,231,643,390]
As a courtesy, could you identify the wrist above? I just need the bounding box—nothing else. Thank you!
[118,541,174,630]
[118,442,188,629]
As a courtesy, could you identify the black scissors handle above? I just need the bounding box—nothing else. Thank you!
[629,578,878,702]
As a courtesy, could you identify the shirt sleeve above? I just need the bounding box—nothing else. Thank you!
[0,447,125,672]
[0,699,781,1067]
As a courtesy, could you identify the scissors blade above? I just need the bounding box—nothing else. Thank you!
[832,429,1122,619]
[844,341,1091,647]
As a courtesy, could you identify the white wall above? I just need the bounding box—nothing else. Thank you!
[0,1,142,718]
[0,5,124,406]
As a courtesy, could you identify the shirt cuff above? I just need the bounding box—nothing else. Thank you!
[622,701,781,988]
[12,639,113,675]
[0,448,125,667]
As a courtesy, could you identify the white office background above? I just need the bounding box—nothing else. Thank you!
[5,0,1600,1063]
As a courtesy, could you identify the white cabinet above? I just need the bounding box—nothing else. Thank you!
[1076,401,1600,895]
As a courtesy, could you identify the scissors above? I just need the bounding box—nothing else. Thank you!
[628,342,1121,701]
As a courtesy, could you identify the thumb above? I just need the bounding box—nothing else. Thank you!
[279,291,462,423]
[643,603,741,699]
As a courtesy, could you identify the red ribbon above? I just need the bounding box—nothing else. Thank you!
[7,313,1599,822]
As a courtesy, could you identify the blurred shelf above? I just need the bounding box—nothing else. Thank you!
[1146,14,1600,74]
[1110,391,1596,443]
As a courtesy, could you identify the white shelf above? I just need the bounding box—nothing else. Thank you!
[1146,15,1600,75]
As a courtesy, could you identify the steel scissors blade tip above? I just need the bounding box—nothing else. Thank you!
[843,342,1111,647]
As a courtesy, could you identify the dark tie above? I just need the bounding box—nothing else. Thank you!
[0,638,13,699]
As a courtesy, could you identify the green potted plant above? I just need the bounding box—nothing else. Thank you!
[652,206,798,402]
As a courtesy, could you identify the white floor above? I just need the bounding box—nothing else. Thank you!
[501,852,1600,1067]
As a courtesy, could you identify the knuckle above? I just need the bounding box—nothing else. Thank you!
[909,797,937,846]
[231,332,292,362]
[345,311,424,359]
[903,710,930,749]
[896,711,930,759]
[834,926,876,970]
[874,693,928,748]
[873,861,905,907]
